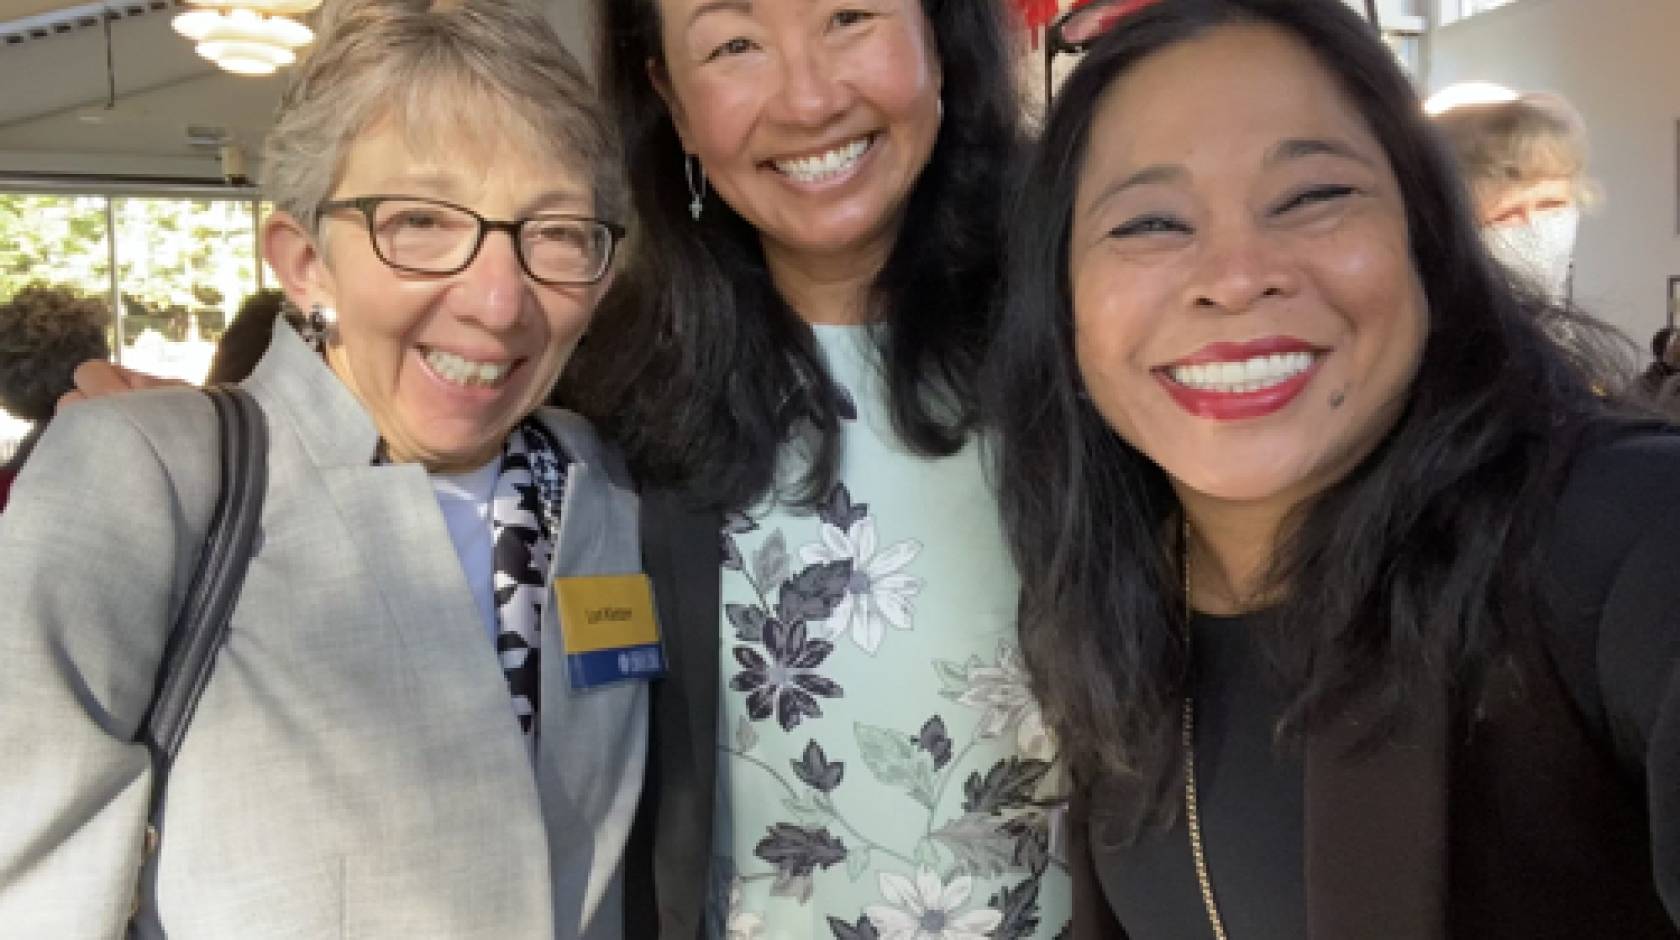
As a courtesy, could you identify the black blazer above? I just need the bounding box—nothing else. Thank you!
[627,485,723,939]
[1070,428,1680,939]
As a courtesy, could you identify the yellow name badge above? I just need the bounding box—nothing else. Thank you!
[552,573,666,688]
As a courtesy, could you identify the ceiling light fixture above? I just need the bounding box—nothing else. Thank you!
[172,0,320,76]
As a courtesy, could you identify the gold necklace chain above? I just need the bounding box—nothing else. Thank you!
[1182,516,1230,940]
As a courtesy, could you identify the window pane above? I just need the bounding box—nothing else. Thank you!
[111,197,259,384]
[258,200,277,291]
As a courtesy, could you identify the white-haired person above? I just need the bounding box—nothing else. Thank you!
[1430,87,1597,304]
[0,0,649,936]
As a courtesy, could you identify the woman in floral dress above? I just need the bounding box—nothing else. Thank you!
[567,1,1071,937]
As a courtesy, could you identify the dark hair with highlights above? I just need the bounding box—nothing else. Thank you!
[563,0,1024,509]
[986,0,1626,838]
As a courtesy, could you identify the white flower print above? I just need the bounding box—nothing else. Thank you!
[799,516,924,654]
[865,868,1003,940]
[956,643,1055,762]
[723,877,765,940]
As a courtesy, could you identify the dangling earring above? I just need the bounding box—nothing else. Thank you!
[684,153,707,222]
[302,302,338,351]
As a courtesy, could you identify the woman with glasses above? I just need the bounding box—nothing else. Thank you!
[0,0,647,935]
[990,0,1679,936]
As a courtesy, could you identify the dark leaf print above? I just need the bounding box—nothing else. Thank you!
[834,382,859,421]
[722,532,744,572]
[818,481,870,531]
[794,673,843,698]
[828,914,881,940]
[932,812,1019,877]
[730,622,843,731]
[777,559,854,626]
[731,645,768,672]
[913,715,954,771]
[988,875,1044,940]
[726,603,768,642]
[723,511,759,535]
[792,739,846,793]
[1054,920,1074,940]
[745,685,777,722]
[1004,814,1052,874]
[962,757,1054,815]
[754,823,847,879]
[777,684,827,730]
[769,619,836,670]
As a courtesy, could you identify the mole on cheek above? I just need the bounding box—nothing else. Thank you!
[1329,387,1348,409]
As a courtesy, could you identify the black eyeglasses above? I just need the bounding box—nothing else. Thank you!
[318,195,625,286]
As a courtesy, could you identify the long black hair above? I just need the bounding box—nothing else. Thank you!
[561,0,1024,510]
[987,0,1624,836]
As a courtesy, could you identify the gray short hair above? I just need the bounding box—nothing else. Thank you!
[1432,92,1598,208]
[263,0,623,232]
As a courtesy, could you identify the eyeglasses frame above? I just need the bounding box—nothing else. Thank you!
[317,194,626,286]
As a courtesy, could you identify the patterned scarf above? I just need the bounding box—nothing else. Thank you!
[489,420,568,744]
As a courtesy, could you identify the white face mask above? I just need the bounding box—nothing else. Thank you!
[1484,206,1580,303]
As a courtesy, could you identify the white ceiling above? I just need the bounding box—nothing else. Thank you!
[0,0,589,180]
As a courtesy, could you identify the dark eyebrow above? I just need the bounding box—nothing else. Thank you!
[1266,137,1375,169]
[1082,164,1186,221]
[689,0,752,28]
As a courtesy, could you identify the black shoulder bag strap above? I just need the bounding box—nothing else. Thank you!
[126,386,267,926]
[135,384,268,797]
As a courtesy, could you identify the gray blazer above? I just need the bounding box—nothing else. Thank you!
[0,325,647,939]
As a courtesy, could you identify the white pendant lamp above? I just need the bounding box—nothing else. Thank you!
[172,0,321,76]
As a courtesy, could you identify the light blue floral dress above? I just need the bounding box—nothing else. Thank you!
[708,326,1072,940]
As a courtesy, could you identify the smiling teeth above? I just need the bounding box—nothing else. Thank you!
[774,136,871,183]
[1168,352,1316,393]
[424,348,512,388]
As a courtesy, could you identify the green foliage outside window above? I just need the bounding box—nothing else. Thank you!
[0,193,260,350]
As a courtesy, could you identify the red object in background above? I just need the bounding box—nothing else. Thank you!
[1012,0,1166,50]
[1013,0,1062,31]
[0,465,15,513]
[1013,0,1075,48]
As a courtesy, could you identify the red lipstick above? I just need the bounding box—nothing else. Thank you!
[1157,336,1325,421]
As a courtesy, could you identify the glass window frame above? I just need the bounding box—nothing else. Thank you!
[0,178,265,371]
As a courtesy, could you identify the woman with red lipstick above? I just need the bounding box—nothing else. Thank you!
[990,0,1679,937]
[0,2,650,935]
[570,0,1070,936]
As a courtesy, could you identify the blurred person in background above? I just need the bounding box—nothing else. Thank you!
[205,288,303,386]
[0,283,110,512]
[1432,88,1597,305]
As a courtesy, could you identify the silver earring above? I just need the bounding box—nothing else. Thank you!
[302,302,337,351]
[684,154,707,221]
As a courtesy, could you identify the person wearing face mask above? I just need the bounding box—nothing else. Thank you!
[990,1,1680,936]
[1432,90,1596,304]
[0,1,649,935]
